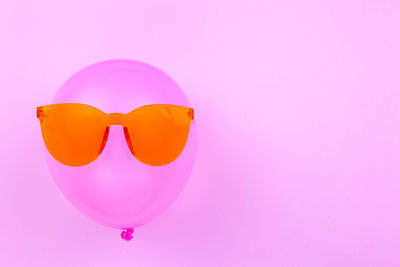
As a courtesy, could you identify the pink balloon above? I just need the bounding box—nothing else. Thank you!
[44,59,197,240]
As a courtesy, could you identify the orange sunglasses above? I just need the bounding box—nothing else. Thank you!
[36,103,194,167]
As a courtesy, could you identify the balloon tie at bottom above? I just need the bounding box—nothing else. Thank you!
[121,228,134,241]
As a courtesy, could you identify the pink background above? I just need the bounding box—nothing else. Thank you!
[1,0,399,266]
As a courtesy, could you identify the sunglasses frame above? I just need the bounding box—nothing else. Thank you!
[36,103,195,166]
[37,103,194,125]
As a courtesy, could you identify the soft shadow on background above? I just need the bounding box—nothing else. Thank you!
[1,0,400,266]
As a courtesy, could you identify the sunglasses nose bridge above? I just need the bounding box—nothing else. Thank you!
[107,113,126,126]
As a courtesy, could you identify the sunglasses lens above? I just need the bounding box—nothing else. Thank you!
[125,105,193,166]
[38,104,108,167]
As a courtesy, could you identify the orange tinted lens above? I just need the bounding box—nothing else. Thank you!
[37,103,108,167]
[124,105,193,166]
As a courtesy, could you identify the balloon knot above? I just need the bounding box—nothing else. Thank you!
[121,228,134,241]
